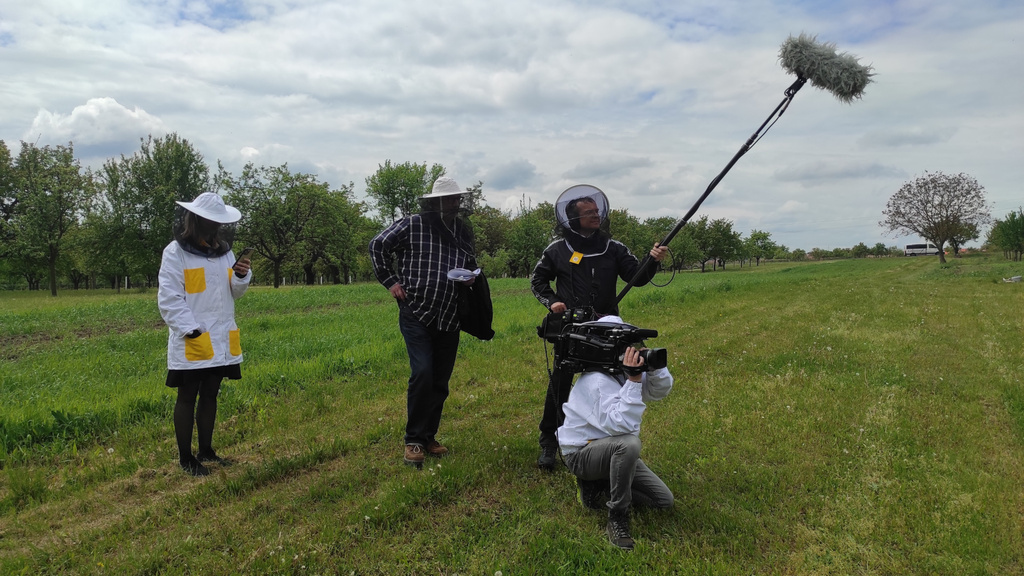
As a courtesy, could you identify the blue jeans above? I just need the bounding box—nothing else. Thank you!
[398,306,461,446]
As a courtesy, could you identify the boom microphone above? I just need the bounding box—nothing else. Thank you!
[779,33,874,103]
[614,34,873,305]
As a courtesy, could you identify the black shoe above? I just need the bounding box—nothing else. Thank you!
[197,451,232,466]
[607,509,634,550]
[180,457,210,477]
[537,444,557,471]
[576,478,606,510]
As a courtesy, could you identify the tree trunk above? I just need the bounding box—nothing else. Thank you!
[327,263,342,284]
[48,262,58,296]
[48,244,58,297]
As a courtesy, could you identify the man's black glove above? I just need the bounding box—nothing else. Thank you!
[622,364,644,378]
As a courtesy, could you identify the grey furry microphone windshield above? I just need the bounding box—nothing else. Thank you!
[779,33,874,103]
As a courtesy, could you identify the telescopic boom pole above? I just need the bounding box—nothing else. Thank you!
[614,76,807,306]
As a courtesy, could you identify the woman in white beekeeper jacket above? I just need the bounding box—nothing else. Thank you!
[157,192,252,476]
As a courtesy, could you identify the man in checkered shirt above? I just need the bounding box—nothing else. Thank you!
[369,176,477,467]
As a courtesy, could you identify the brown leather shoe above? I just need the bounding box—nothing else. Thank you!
[404,443,425,467]
[425,440,448,457]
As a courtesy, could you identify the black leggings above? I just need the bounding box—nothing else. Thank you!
[173,375,222,462]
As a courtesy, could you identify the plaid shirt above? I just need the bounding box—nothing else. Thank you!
[369,214,473,331]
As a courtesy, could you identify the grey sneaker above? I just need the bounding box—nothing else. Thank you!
[606,509,634,550]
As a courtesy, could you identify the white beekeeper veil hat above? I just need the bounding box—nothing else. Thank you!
[555,184,609,231]
[421,176,468,199]
[175,192,241,224]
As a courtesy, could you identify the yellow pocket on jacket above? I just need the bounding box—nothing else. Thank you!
[229,329,242,356]
[184,268,207,294]
[184,332,215,361]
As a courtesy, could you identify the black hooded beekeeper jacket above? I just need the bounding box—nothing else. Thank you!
[530,232,657,317]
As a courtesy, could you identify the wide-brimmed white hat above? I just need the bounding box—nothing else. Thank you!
[175,192,241,224]
[421,176,467,199]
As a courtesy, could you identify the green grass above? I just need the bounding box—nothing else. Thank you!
[0,255,1022,574]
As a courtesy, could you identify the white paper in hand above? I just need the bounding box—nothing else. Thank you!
[447,268,481,282]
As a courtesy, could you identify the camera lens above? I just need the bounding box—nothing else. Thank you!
[639,348,668,370]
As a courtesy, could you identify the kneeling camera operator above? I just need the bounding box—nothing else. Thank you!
[548,314,675,550]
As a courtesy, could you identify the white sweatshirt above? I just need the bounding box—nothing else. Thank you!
[157,241,251,371]
[556,366,673,454]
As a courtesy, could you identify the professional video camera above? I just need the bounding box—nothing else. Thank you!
[537,308,668,376]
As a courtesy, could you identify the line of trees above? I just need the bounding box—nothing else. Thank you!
[987,208,1024,261]
[0,141,90,295]
[2,135,995,294]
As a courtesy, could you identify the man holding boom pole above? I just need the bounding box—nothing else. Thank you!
[530,185,668,471]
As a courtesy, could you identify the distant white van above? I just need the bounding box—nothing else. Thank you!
[904,242,940,256]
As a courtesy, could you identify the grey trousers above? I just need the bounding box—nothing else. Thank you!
[563,434,674,513]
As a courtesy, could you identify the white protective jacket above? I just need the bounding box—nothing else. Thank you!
[157,241,251,371]
[556,366,673,454]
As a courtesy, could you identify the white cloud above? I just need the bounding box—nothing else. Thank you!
[774,161,907,186]
[778,200,808,214]
[858,127,957,148]
[25,97,165,146]
[563,156,653,181]
[1,0,1021,250]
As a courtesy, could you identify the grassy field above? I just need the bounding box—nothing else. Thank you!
[1,255,1022,575]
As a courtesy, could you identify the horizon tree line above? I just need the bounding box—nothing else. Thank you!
[0,135,1008,294]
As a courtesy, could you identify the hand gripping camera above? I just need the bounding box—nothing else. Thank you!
[537,308,668,375]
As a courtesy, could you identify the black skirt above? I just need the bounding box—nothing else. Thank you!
[165,364,242,388]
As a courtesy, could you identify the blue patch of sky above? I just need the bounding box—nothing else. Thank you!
[574,0,1023,46]
[565,0,732,40]
[578,0,926,45]
[176,0,256,32]
[0,32,14,47]
[791,0,1024,42]
[635,90,658,104]
[789,0,911,43]
[641,12,734,41]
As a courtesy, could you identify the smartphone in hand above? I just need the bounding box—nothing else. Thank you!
[233,247,254,267]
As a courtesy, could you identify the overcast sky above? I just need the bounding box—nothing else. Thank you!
[2,0,1021,250]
